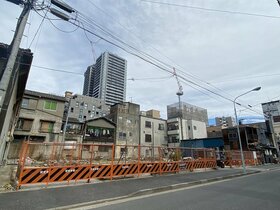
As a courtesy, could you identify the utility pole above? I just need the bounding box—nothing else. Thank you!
[268,113,279,155]
[0,0,33,164]
[0,0,33,112]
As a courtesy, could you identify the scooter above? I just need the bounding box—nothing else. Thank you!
[216,159,225,168]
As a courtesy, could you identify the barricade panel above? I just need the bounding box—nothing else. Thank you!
[160,162,179,173]
[112,163,138,177]
[20,167,49,184]
[88,164,111,179]
[139,162,160,174]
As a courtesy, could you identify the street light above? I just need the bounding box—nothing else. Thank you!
[233,87,261,174]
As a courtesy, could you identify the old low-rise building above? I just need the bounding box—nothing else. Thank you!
[107,102,140,158]
[9,90,66,160]
[139,110,167,158]
[207,125,223,138]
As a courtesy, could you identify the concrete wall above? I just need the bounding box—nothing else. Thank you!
[107,102,140,158]
[188,120,207,139]
[139,115,167,147]
[66,94,109,122]
[167,118,207,144]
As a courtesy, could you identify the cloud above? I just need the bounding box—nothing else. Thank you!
[1,0,280,121]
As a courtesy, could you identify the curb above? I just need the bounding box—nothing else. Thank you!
[52,170,260,210]
[129,170,260,197]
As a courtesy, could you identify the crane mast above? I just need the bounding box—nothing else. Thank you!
[173,68,184,143]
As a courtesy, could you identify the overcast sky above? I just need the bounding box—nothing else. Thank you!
[1,0,280,121]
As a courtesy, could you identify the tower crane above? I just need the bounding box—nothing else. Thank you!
[173,67,183,103]
[173,68,184,143]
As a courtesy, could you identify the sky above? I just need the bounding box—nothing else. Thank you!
[1,0,280,122]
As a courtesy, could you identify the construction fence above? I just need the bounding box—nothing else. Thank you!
[16,141,259,188]
[223,150,259,167]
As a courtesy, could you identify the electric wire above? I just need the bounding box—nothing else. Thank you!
[141,0,280,19]
[45,1,235,100]
[85,0,237,100]
[28,8,48,48]
[34,1,267,117]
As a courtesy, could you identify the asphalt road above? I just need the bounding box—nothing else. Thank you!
[0,168,249,210]
[90,169,280,210]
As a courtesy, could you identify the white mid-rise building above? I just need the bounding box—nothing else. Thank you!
[167,102,208,145]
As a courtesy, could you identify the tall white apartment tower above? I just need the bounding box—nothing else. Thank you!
[83,52,127,106]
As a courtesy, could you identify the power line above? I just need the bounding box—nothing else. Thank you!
[29,8,48,48]
[127,75,173,81]
[37,2,265,117]
[141,0,280,19]
[86,0,237,100]
[210,73,280,84]
[31,64,83,75]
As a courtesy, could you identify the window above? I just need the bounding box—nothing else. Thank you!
[16,118,33,131]
[21,98,29,108]
[145,121,151,128]
[228,133,237,139]
[168,122,179,131]
[40,121,54,133]
[168,135,179,143]
[76,102,79,107]
[145,134,152,142]
[70,107,74,113]
[188,126,191,130]
[158,123,164,130]
[193,126,197,130]
[44,101,57,111]
[273,116,280,123]
[119,132,126,138]
[84,103,88,109]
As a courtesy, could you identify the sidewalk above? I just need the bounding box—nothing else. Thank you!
[1,166,270,210]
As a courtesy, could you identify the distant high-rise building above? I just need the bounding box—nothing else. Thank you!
[83,52,127,106]
[215,116,235,128]
[83,65,94,97]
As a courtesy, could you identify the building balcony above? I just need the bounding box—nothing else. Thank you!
[167,130,180,135]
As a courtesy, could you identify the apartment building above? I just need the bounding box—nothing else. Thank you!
[166,102,208,145]
[107,102,140,158]
[83,52,127,106]
[139,110,167,158]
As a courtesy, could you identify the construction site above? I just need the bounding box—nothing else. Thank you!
[15,141,259,189]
